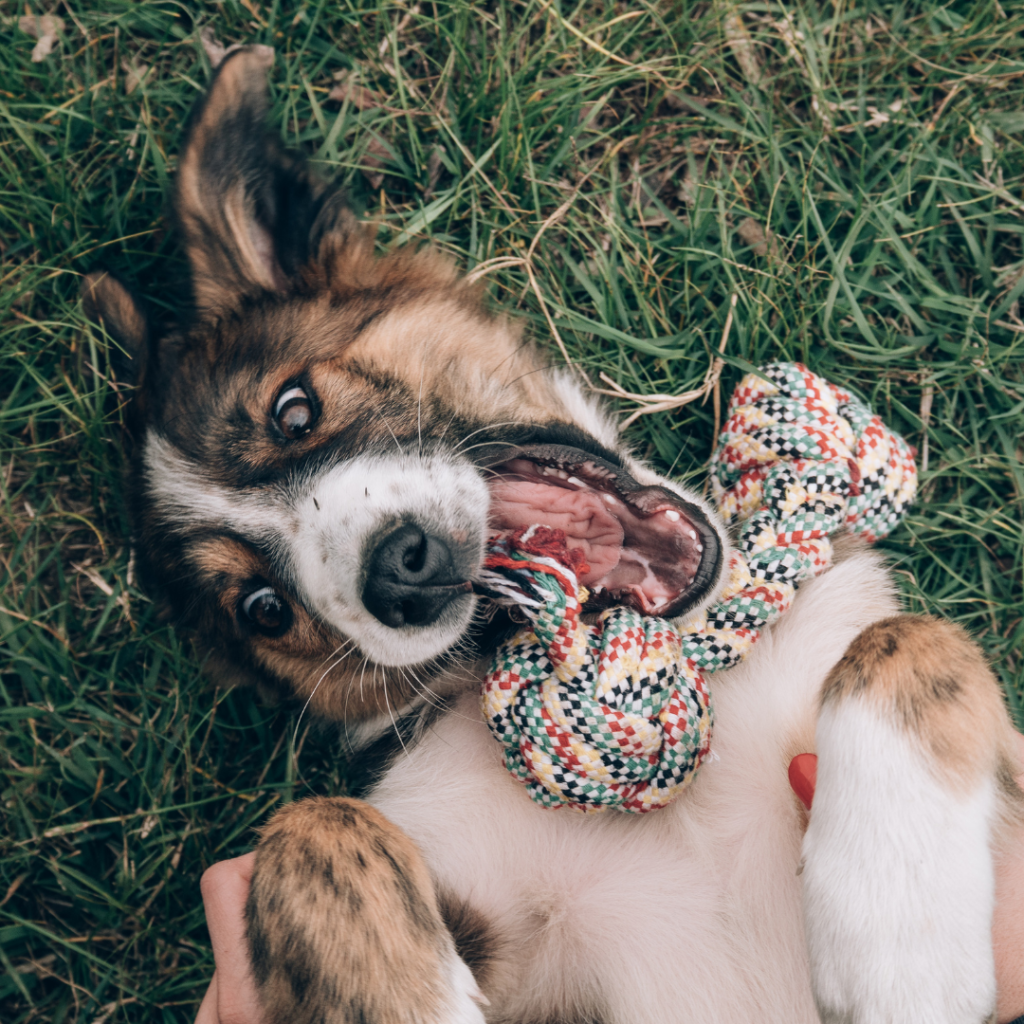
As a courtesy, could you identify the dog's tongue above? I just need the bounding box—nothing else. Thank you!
[487,477,623,583]
[484,451,716,617]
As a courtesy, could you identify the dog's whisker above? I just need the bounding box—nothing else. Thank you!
[398,665,446,713]
[455,442,521,461]
[436,408,461,443]
[449,420,528,457]
[496,337,536,387]
[500,363,562,392]
[417,367,425,457]
[293,646,352,746]
[374,407,406,455]
[378,668,410,756]
[314,638,354,673]
[357,655,370,707]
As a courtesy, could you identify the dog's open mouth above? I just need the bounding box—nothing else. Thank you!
[483,444,721,617]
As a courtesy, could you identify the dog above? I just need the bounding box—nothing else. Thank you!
[83,47,1024,1024]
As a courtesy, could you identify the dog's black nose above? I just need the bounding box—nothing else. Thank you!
[362,523,473,629]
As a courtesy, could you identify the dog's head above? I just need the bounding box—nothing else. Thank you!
[84,48,727,721]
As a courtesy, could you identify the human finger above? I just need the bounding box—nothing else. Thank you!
[194,971,219,1024]
[200,853,262,1024]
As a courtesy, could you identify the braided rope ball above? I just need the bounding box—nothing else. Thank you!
[479,362,918,813]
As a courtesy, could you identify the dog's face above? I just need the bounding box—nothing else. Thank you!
[85,47,726,722]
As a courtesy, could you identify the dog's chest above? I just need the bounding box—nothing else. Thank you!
[367,685,808,1020]
[366,551,897,1021]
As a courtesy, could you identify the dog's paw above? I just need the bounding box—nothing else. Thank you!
[803,698,998,1024]
[249,797,493,1024]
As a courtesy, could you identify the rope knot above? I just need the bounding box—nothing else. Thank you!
[478,527,712,813]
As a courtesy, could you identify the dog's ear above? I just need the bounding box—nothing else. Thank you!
[81,270,150,380]
[175,45,347,313]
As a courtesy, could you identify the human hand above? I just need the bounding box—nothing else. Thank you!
[194,852,262,1024]
[789,732,1024,1023]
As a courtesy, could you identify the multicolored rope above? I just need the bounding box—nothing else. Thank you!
[479,362,918,813]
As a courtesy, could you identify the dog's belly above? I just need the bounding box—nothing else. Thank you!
[369,547,898,1023]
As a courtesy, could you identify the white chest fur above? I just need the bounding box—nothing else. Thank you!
[369,549,898,1022]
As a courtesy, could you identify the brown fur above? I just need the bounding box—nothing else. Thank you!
[177,44,297,309]
[126,288,556,710]
[81,271,149,355]
[508,1017,606,1024]
[436,890,499,988]
[248,797,463,1024]
[822,615,1018,792]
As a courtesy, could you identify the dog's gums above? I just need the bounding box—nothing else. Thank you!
[485,445,720,617]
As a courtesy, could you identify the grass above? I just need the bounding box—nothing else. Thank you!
[1,0,1023,1019]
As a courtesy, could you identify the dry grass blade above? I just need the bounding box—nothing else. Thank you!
[328,72,385,111]
[593,296,736,429]
[17,15,64,63]
[722,9,762,86]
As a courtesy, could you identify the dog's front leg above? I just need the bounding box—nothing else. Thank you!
[246,796,487,1024]
[801,615,1023,1024]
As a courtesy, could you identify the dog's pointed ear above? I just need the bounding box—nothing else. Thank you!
[81,270,150,379]
[175,45,344,313]
[175,45,282,310]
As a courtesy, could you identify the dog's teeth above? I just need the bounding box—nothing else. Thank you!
[688,529,697,540]
[557,469,568,479]
[567,476,584,487]
[696,543,703,553]
[602,493,617,504]
[664,509,681,522]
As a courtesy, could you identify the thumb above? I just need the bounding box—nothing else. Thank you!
[788,753,817,811]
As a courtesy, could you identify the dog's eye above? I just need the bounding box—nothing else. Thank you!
[240,586,293,637]
[274,384,316,439]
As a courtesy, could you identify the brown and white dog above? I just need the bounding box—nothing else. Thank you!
[84,47,1024,1024]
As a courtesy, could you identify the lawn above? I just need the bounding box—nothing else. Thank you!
[2,0,1023,1020]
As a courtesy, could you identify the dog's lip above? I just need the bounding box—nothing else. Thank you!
[481,442,722,617]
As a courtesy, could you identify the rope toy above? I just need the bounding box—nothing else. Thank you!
[478,362,918,813]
